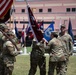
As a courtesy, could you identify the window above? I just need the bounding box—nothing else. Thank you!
[72,8,76,12]
[22,9,25,13]
[31,8,36,13]
[66,8,70,12]
[39,9,43,13]
[48,8,52,12]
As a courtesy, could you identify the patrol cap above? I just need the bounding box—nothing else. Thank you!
[51,31,58,37]
[33,38,36,41]
[60,24,66,28]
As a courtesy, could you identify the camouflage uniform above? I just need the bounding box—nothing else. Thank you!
[0,23,8,75]
[2,32,20,75]
[0,31,4,75]
[45,31,66,75]
[28,39,46,75]
[58,25,73,74]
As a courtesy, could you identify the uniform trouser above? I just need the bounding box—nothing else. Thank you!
[57,58,69,75]
[3,64,14,75]
[48,61,66,75]
[64,58,69,72]
[0,59,4,75]
[28,56,46,75]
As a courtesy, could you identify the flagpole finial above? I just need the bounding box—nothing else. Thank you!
[24,0,28,6]
[64,20,67,24]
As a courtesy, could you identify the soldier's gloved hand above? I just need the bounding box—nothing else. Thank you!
[19,50,23,54]
[37,42,40,46]
[69,52,73,56]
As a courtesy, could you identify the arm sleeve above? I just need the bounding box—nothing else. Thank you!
[7,46,20,56]
[6,41,20,56]
[32,41,37,49]
[44,41,52,53]
[69,35,73,55]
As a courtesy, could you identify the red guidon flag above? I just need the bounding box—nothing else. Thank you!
[0,0,13,22]
[27,5,43,42]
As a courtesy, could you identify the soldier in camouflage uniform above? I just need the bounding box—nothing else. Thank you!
[44,31,66,75]
[28,38,46,75]
[58,24,73,75]
[0,23,9,75]
[2,31,21,75]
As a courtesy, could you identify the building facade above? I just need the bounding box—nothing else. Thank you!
[7,0,76,35]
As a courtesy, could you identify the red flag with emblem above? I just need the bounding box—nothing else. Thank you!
[27,5,43,42]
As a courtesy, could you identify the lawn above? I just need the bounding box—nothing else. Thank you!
[13,55,76,75]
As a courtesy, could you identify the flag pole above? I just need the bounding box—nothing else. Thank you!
[24,0,28,6]
[22,17,27,55]
[12,0,15,29]
[11,0,16,35]
[24,0,38,42]
[59,18,62,32]
[9,7,12,30]
[9,0,14,30]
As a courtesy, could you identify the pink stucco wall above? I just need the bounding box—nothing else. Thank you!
[9,0,76,35]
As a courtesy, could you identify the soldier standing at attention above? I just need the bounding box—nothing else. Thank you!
[58,24,73,75]
[44,31,66,75]
[2,31,21,75]
[0,23,9,75]
[28,38,46,75]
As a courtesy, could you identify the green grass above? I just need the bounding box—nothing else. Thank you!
[26,47,32,53]
[21,47,32,53]
[13,55,76,75]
